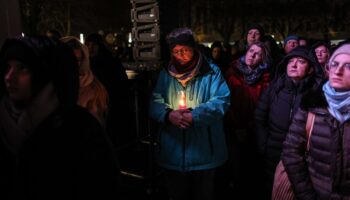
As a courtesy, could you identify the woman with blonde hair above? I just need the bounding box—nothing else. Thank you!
[61,36,109,127]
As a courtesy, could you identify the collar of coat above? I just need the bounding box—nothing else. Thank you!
[300,81,328,111]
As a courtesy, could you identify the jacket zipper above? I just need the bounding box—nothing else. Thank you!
[337,125,344,191]
[289,90,297,122]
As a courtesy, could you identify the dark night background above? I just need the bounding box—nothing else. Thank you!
[17,0,350,45]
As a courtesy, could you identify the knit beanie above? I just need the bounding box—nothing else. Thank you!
[166,28,196,50]
[328,43,350,65]
[284,35,299,44]
[247,24,265,37]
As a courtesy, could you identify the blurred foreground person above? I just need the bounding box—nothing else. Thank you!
[0,36,119,200]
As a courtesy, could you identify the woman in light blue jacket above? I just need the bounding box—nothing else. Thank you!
[149,28,230,200]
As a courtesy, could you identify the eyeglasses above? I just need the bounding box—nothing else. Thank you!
[328,61,350,71]
[172,47,192,56]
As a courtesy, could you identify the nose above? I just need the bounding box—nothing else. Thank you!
[5,66,17,83]
[290,60,298,67]
[334,65,344,74]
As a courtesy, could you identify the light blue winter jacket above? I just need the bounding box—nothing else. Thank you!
[149,57,230,172]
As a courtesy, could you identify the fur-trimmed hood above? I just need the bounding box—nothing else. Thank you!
[299,81,328,110]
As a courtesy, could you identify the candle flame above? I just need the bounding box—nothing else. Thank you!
[178,91,186,109]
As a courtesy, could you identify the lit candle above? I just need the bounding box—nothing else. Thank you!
[178,91,187,110]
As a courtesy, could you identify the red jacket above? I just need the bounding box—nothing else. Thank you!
[225,60,270,132]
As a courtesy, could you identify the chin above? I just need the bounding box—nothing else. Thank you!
[331,84,349,91]
[179,61,190,65]
[333,87,350,92]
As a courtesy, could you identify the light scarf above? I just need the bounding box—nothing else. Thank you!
[322,81,350,124]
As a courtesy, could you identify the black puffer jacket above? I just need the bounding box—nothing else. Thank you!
[255,76,316,164]
[282,87,350,200]
[255,46,324,174]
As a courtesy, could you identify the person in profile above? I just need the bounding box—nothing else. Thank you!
[0,36,120,199]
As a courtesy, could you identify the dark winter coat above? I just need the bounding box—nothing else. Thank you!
[255,76,318,168]
[86,33,131,147]
[282,87,350,200]
[254,47,325,200]
[0,105,120,200]
[255,46,324,175]
[0,36,120,200]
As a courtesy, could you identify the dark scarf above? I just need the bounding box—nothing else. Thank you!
[168,51,201,87]
[171,51,199,73]
[237,56,268,85]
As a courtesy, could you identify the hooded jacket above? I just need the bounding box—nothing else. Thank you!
[255,46,325,173]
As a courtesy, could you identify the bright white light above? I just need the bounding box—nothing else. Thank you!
[271,34,275,38]
[21,32,25,37]
[128,32,132,43]
[80,33,84,44]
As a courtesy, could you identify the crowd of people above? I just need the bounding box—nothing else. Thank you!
[1,24,350,200]
[149,25,350,200]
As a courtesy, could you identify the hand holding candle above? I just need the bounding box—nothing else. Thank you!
[169,109,192,129]
[168,90,192,129]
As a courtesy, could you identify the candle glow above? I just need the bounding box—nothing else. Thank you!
[178,91,187,110]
